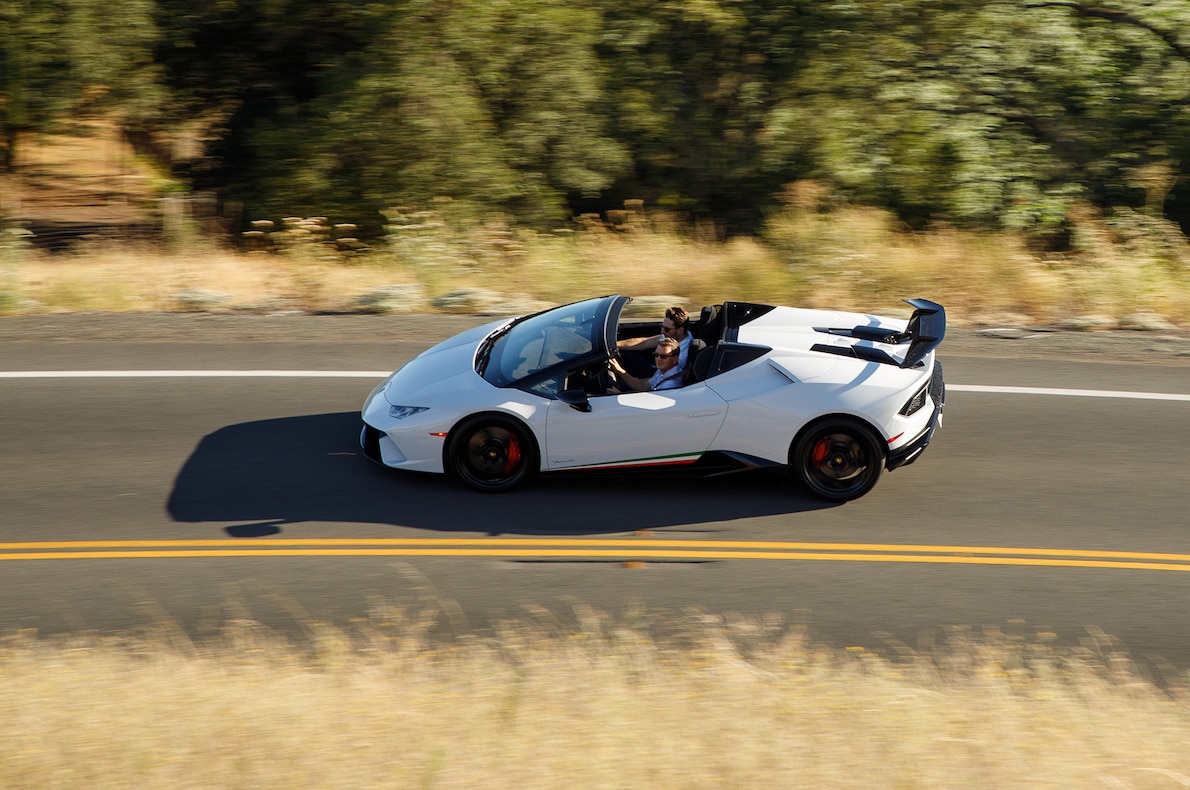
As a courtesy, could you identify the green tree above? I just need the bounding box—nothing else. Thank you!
[123,0,1190,239]
[0,1,73,171]
[156,0,627,231]
[65,0,165,134]
[760,1,1190,241]
[0,0,164,172]
[308,0,629,227]
[593,0,824,233]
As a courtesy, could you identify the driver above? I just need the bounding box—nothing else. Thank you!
[616,306,694,374]
[609,337,684,392]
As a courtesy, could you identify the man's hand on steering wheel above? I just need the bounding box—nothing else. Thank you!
[602,358,627,391]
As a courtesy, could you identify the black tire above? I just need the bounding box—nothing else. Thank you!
[791,418,884,501]
[447,414,538,492]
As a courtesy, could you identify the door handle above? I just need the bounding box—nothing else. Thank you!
[689,409,721,418]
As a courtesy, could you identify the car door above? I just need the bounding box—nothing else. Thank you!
[544,381,728,472]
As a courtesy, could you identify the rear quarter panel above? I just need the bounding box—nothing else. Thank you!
[704,353,932,464]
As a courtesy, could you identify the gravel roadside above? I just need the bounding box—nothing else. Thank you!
[1,312,1188,367]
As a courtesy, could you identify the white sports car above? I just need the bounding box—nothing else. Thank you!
[361,295,945,501]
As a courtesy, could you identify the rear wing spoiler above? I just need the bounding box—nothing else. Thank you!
[811,298,946,368]
[897,298,946,368]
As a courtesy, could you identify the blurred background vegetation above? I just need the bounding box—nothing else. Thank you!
[1,0,1189,321]
[4,0,1190,239]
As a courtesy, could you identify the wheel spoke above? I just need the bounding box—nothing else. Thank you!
[466,428,515,478]
[795,421,883,501]
[451,418,535,492]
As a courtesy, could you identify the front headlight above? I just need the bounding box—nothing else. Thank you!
[389,405,430,420]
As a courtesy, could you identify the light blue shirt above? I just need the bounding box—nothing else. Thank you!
[649,366,685,390]
[678,333,692,367]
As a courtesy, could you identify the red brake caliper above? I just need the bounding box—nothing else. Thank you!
[811,437,830,467]
[504,435,522,475]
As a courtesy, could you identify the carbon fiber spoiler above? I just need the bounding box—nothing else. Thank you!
[898,298,946,368]
[811,298,946,368]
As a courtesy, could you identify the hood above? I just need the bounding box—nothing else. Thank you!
[382,332,494,407]
[410,318,509,361]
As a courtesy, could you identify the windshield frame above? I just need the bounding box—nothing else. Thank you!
[477,295,627,393]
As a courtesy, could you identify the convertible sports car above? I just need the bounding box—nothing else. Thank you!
[361,295,945,501]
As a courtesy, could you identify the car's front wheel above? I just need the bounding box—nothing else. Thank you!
[791,418,884,501]
[447,414,538,492]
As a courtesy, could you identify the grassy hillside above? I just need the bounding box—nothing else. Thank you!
[2,125,1188,327]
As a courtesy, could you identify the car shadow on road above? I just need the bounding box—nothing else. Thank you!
[166,412,839,536]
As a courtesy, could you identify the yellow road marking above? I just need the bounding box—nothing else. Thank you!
[2,539,1190,571]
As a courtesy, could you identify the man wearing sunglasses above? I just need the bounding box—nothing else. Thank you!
[616,305,695,375]
[608,337,685,392]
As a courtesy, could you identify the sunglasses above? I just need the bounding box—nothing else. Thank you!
[653,351,678,358]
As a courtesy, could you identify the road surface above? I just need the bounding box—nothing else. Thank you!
[2,314,1188,670]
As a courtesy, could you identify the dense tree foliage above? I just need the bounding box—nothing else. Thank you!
[3,0,1190,243]
[0,0,161,169]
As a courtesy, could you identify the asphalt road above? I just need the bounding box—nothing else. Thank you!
[2,314,1189,670]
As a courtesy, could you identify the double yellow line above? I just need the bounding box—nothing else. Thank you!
[4,538,1190,572]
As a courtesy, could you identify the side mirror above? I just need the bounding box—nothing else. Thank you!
[558,388,592,413]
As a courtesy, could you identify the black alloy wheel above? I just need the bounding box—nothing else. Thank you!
[448,415,537,492]
[792,417,884,501]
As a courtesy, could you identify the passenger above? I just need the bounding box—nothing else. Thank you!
[617,306,694,374]
[609,337,684,392]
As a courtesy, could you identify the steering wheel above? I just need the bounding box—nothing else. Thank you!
[594,360,619,393]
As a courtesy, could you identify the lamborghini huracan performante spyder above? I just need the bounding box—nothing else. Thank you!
[361,295,945,501]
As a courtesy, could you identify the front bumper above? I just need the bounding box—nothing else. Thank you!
[361,381,461,473]
[361,424,385,465]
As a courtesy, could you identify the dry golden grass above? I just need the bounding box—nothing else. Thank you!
[3,203,1187,326]
[3,603,1190,789]
[763,203,1190,326]
[4,242,425,314]
[3,123,1187,324]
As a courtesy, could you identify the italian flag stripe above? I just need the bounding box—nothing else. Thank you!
[557,453,702,472]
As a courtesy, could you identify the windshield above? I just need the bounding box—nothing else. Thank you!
[479,297,609,387]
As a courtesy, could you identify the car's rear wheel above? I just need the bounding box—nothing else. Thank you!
[447,415,537,492]
[792,418,884,501]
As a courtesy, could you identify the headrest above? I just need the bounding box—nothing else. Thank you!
[697,305,722,343]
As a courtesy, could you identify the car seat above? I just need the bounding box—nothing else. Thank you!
[684,345,716,385]
[694,304,723,345]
